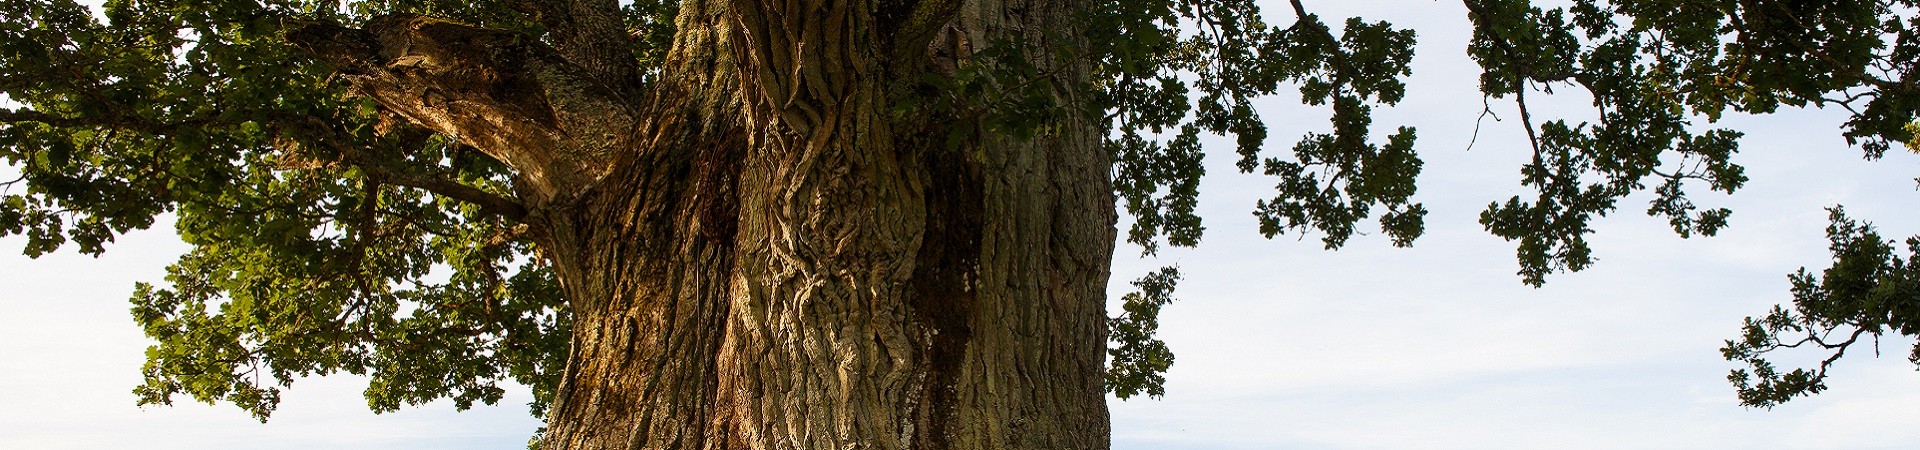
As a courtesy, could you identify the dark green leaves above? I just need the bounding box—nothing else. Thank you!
[1250,14,1425,250]
[1106,266,1181,400]
[1091,0,1425,255]
[1723,208,1920,408]
[1466,0,1766,285]
[1090,0,1919,406]
[1088,1,1425,399]
[1467,0,1919,286]
[129,134,566,420]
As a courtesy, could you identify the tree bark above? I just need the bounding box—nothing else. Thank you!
[297,0,1114,447]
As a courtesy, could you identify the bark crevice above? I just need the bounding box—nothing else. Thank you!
[905,140,985,450]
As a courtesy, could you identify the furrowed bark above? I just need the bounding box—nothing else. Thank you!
[521,0,646,92]
[533,119,744,448]
[703,0,1112,446]
[925,1,1114,446]
[536,1,747,447]
[712,2,929,448]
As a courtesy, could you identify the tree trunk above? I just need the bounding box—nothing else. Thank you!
[295,0,1114,447]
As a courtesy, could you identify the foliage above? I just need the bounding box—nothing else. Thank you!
[1,0,1917,422]
[1463,0,1920,407]
[0,0,574,420]
[1722,208,1920,408]
[1088,0,1425,256]
[1106,266,1181,399]
[1461,0,1912,288]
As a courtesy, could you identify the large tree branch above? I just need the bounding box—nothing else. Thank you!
[285,15,641,201]
[5,104,529,221]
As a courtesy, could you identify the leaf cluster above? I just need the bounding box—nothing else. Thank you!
[1088,0,1426,255]
[1467,0,1920,285]
[1722,208,1920,408]
[1083,0,1430,399]
[1105,266,1180,400]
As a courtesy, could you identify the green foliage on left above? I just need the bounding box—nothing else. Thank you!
[0,0,588,420]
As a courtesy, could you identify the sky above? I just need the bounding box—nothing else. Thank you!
[6,0,1920,449]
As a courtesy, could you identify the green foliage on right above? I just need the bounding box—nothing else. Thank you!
[1724,209,1920,408]
[1088,0,1920,406]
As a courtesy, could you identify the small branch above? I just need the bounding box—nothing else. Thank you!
[1287,0,1363,79]
[271,113,531,222]
[1466,95,1503,152]
[1516,84,1543,159]
[1456,4,1554,174]
[0,108,87,128]
[1813,326,1872,375]
[359,162,528,221]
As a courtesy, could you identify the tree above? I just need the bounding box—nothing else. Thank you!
[0,0,1914,448]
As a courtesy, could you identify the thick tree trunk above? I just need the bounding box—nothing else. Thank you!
[296,0,1114,447]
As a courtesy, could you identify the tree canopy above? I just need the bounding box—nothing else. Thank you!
[1,0,1917,428]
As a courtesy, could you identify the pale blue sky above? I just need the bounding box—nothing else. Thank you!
[5,1,1920,448]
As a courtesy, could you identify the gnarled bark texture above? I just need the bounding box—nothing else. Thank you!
[293,0,1113,448]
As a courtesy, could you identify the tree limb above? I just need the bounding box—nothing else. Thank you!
[357,161,528,221]
[271,114,531,222]
[6,102,528,222]
[0,107,215,136]
[284,16,641,200]
[0,108,87,128]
